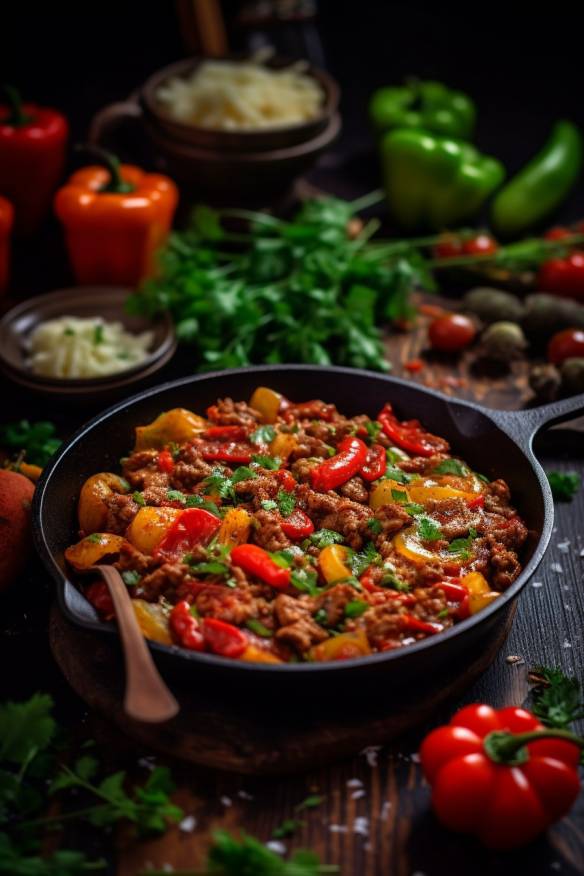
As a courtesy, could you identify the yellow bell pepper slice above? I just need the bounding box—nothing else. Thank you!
[460,570,490,595]
[78,472,129,534]
[318,544,351,584]
[469,591,500,614]
[393,526,442,565]
[269,431,299,460]
[408,476,477,504]
[249,386,283,424]
[216,508,252,547]
[241,644,283,664]
[310,629,371,661]
[134,408,207,451]
[65,533,126,571]
[126,506,182,554]
[369,479,410,510]
[132,599,172,645]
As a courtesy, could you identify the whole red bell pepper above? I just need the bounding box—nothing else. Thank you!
[311,437,368,492]
[54,147,177,287]
[0,87,68,235]
[155,508,220,562]
[280,509,314,539]
[360,444,387,482]
[170,600,204,650]
[200,617,247,658]
[420,703,583,849]
[378,403,449,457]
[230,544,291,589]
[0,195,13,294]
[538,251,584,301]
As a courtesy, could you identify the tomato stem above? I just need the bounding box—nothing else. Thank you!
[75,144,135,194]
[484,728,584,765]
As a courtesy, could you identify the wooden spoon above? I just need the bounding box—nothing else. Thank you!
[91,565,179,723]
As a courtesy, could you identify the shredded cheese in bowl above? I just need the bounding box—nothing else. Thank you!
[28,316,154,379]
[156,57,324,130]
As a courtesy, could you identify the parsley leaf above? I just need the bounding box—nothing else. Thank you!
[0,834,105,875]
[350,542,381,577]
[121,570,141,587]
[380,564,410,591]
[167,489,221,517]
[364,420,382,444]
[367,518,382,535]
[252,454,280,470]
[0,694,56,766]
[250,424,276,445]
[344,600,369,618]
[433,458,469,476]
[417,517,442,542]
[277,490,296,518]
[447,527,478,559]
[383,465,411,485]
[0,420,61,467]
[290,568,320,596]
[546,471,581,502]
[261,499,278,512]
[132,491,146,506]
[231,466,257,484]
[529,666,584,730]
[246,619,272,638]
[306,529,344,549]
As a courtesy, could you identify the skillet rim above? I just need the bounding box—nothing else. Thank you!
[32,364,554,675]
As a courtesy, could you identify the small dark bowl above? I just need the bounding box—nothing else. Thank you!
[0,286,176,402]
[140,55,340,153]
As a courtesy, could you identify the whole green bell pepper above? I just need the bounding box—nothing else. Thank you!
[381,129,505,231]
[370,80,476,140]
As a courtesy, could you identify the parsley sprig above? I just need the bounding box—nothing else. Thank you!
[0,420,61,467]
[529,666,584,730]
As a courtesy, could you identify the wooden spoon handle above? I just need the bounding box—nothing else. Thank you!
[93,565,179,723]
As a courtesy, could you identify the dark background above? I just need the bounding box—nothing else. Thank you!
[3,1,584,214]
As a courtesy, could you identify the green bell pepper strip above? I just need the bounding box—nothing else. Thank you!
[369,80,476,140]
[381,129,505,231]
[491,120,583,238]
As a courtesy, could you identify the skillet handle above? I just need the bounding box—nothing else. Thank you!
[488,393,584,454]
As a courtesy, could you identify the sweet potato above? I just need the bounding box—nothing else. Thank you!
[0,469,34,591]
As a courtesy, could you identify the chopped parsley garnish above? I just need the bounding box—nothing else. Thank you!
[391,487,409,503]
[546,470,581,502]
[93,324,105,344]
[169,441,181,460]
[277,489,296,518]
[387,446,408,464]
[390,489,425,516]
[167,489,221,517]
[190,560,231,575]
[203,466,257,502]
[382,465,411,485]
[367,517,382,535]
[307,529,344,549]
[350,542,381,577]
[417,517,442,542]
[433,458,469,476]
[85,533,103,543]
[314,607,329,626]
[121,570,141,587]
[290,567,320,596]
[437,608,449,619]
[269,549,296,568]
[231,465,257,484]
[250,424,276,445]
[246,618,272,638]
[448,527,478,559]
[132,491,146,506]
[380,565,410,591]
[476,472,490,484]
[364,420,382,443]
[251,453,280,470]
[261,499,278,511]
[344,599,369,618]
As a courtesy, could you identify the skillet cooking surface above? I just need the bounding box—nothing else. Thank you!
[33,365,573,693]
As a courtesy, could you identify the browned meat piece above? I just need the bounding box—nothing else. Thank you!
[291,458,319,483]
[410,587,449,622]
[423,497,477,541]
[488,542,523,590]
[321,500,371,549]
[275,616,329,652]
[122,450,169,491]
[251,509,291,552]
[273,593,315,626]
[397,454,447,474]
[484,479,516,517]
[123,449,158,473]
[296,483,343,519]
[115,541,156,575]
[104,493,140,533]
[303,421,337,443]
[485,515,528,550]
[196,585,257,625]
[142,484,171,506]
[170,456,215,490]
[139,563,191,600]
[314,583,359,626]
[289,435,332,461]
[364,604,404,648]
[339,476,369,504]
[372,503,411,549]
[234,474,279,508]
[210,397,261,427]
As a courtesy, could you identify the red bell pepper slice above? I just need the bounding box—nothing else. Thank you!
[311,436,368,492]
[170,600,204,650]
[200,442,253,464]
[437,581,466,603]
[230,544,291,589]
[360,444,387,482]
[155,508,221,562]
[203,425,248,442]
[378,403,449,457]
[467,495,485,510]
[201,617,247,658]
[85,581,115,620]
[280,509,314,539]
[272,469,296,492]
[401,614,444,635]
[157,448,175,474]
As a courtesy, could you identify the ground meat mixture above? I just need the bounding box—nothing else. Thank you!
[68,390,529,665]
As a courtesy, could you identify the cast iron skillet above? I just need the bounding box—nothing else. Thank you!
[33,365,584,695]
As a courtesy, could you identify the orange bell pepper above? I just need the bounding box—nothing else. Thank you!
[0,195,13,294]
[54,148,178,287]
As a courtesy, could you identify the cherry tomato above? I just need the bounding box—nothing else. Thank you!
[462,233,498,256]
[544,226,572,241]
[433,235,463,259]
[428,314,476,353]
[547,328,584,364]
[538,252,584,301]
